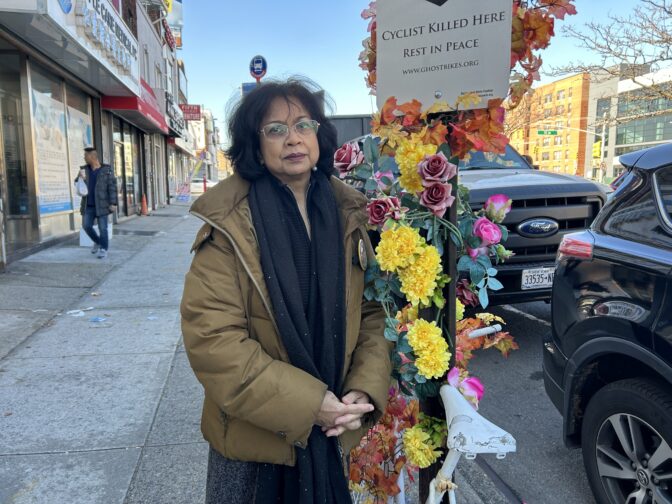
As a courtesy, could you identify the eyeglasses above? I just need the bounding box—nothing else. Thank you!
[259,119,320,140]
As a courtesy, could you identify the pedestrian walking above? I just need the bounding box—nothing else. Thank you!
[76,147,118,259]
[181,78,392,504]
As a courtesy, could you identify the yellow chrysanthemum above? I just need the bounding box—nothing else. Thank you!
[407,319,442,352]
[395,138,436,193]
[415,349,450,380]
[456,299,465,322]
[407,319,451,379]
[403,425,442,469]
[398,245,442,306]
[375,225,424,273]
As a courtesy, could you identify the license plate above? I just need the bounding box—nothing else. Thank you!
[521,267,555,290]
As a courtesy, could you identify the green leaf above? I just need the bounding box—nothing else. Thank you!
[438,143,452,159]
[469,263,485,286]
[488,277,504,291]
[384,326,399,341]
[499,225,509,242]
[487,268,498,277]
[415,373,427,384]
[379,155,399,176]
[433,291,446,309]
[457,255,473,272]
[478,287,490,309]
[398,338,412,354]
[381,176,394,186]
[364,178,378,191]
[389,276,404,297]
[415,381,442,400]
[477,255,492,270]
[363,136,379,165]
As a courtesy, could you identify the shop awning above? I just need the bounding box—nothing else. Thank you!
[102,80,169,135]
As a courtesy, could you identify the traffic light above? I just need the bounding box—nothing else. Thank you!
[592,141,602,159]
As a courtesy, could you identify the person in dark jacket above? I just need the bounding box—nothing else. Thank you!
[76,147,118,258]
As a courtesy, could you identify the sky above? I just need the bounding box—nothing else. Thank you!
[179,0,641,143]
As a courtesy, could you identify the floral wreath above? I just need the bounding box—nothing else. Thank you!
[339,0,577,500]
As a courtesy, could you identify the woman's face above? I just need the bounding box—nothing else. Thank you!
[259,97,320,185]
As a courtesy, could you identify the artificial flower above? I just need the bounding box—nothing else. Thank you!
[417,152,457,186]
[447,367,485,409]
[473,216,503,247]
[406,319,450,379]
[420,182,455,218]
[395,138,436,193]
[456,299,465,322]
[367,197,403,226]
[403,425,442,469]
[398,245,442,306]
[484,194,512,223]
[467,246,489,260]
[334,142,365,177]
[375,225,424,273]
[456,279,479,307]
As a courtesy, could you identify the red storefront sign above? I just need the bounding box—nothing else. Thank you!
[101,79,169,134]
[179,104,201,121]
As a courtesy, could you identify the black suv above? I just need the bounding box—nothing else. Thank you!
[544,143,672,504]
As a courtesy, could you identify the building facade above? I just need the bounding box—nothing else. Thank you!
[583,67,672,182]
[0,0,194,269]
[525,73,591,176]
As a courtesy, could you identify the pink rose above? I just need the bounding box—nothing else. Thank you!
[473,216,502,247]
[484,194,512,224]
[467,246,489,259]
[448,368,485,409]
[367,197,402,226]
[334,142,365,177]
[417,152,457,187]
[420,182,455,218]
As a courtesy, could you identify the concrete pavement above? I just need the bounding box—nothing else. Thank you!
[0,203,208,504]
[0,202,503,504]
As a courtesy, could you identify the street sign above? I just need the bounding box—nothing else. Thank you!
[249,55,267,82]
[537,130,558,135]
[241,82,257,97]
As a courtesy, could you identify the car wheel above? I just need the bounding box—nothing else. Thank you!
[582,378,672,504]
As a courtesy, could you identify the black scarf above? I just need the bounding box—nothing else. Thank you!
[248,171,351,504]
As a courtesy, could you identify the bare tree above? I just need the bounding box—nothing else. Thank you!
[550,0,672,123]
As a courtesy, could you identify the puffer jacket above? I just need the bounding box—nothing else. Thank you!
[180,173,392,466]
[77,164,118,217]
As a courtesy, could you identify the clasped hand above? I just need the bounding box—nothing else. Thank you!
[316,390,373,438]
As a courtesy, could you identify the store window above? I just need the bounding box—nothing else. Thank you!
[65,85,93,208]
[0,53,29,216]
[30,65,72,215]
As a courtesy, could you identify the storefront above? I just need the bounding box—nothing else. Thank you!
[102,79,169,217]
[0,0,140,261]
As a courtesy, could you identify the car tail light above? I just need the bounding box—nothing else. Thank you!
[558,235,593,260]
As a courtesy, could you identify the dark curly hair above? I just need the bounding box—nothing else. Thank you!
[226,77,338,181]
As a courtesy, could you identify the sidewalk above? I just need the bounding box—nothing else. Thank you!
[0,203,502,504]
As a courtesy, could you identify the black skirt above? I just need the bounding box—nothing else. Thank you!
[206,446,258,504]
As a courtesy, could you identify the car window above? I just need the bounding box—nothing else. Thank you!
[605,171,672,249]
[655,167,672,228]
[458,145,531,171]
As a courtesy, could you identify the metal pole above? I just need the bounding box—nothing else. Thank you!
[600,111,607,182]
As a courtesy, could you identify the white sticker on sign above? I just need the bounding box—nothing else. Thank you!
[376,0,512,110]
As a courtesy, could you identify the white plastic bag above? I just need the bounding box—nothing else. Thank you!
[76,177,88,197]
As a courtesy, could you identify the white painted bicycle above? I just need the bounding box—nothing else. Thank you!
[388,324,517,504]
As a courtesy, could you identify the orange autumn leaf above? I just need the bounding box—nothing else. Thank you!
[540,0,577,20]
[523,9,555,50]
[422,122,450,146]
[482,331,519,357]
